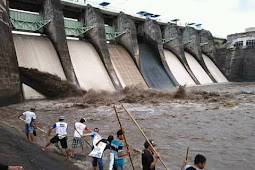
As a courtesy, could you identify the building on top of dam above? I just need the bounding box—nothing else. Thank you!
[227,27,255,49]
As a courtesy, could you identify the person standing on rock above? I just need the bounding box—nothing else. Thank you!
[18,107,37,142]
[42,116,70,159]
[70,118,89,157]
[181,154,207,170]
[111,130,130,170]
[142,140,160,170]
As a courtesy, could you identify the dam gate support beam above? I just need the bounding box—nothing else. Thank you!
[84,4,122,90]
[182,26,217,83]
[141,18,179,86]
[42,0,76,84]
[0,0,23,106]
[162,24,200,84]
[113,12,140,68]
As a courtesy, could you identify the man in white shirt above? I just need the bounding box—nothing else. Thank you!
[18,108,37,142]
[42,116,70,159]
[182,154,207,170]
[70,118,89,157]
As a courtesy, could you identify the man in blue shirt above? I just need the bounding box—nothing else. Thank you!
[111,130,130,170]
[84,127,103,170]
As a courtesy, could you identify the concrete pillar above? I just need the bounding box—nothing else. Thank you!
[42,0,76,84]
[182,27,217,83]
[200,29,229,78]
[141,18,179,86]
[114,12,140,67]
[0,0,22,106]
[162,24,199,84]
[200,30,217,62]
[84,5,122,90]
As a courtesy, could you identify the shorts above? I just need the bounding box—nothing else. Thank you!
[72,137,84,148]
[50,135,68,149]
[25,123,34,134]
[92,157,103,169]
[113,164,123,170]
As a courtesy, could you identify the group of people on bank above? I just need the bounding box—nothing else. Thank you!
[15,108,207,170]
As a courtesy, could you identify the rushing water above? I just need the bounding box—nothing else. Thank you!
[1,83,254,170]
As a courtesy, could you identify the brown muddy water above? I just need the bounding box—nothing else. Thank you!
[0,82,254,170]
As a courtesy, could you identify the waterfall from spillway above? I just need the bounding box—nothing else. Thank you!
[185,52,213,84]
[202,54,228,83]
[67,40,115,92]
[139,43,175,89]
[13,34,66,99]
[108,44,147,88]
[164,49,196,86]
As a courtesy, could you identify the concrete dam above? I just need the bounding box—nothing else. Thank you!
[0,0,234,105]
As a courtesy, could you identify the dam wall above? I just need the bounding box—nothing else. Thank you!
[0,0,22,106]
[224,47,255,81]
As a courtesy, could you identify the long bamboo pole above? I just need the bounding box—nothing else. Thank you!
[74,127,92,148]
[181,147,189,170]
[19,117,47,134]
[185,147,189,161]
[121,104,169,170]
[113,105,135,170]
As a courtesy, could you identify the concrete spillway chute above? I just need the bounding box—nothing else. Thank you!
[67,40,115,92]
[13,34,67,99]
[185,52,213,85]
[139,43,175,89]
[108,44,148,88]
[202,54,228,83]
[164,49,196,86]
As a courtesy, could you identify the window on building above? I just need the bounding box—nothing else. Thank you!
[246,39,255,46]
[234,41,243,47]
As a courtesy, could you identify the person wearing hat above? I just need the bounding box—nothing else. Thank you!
[142,140,160,170]
[42,116,70,159]
[70,118,89,157]
[18,107,37,142]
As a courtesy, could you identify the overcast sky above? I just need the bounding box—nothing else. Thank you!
[90,0,255,38]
